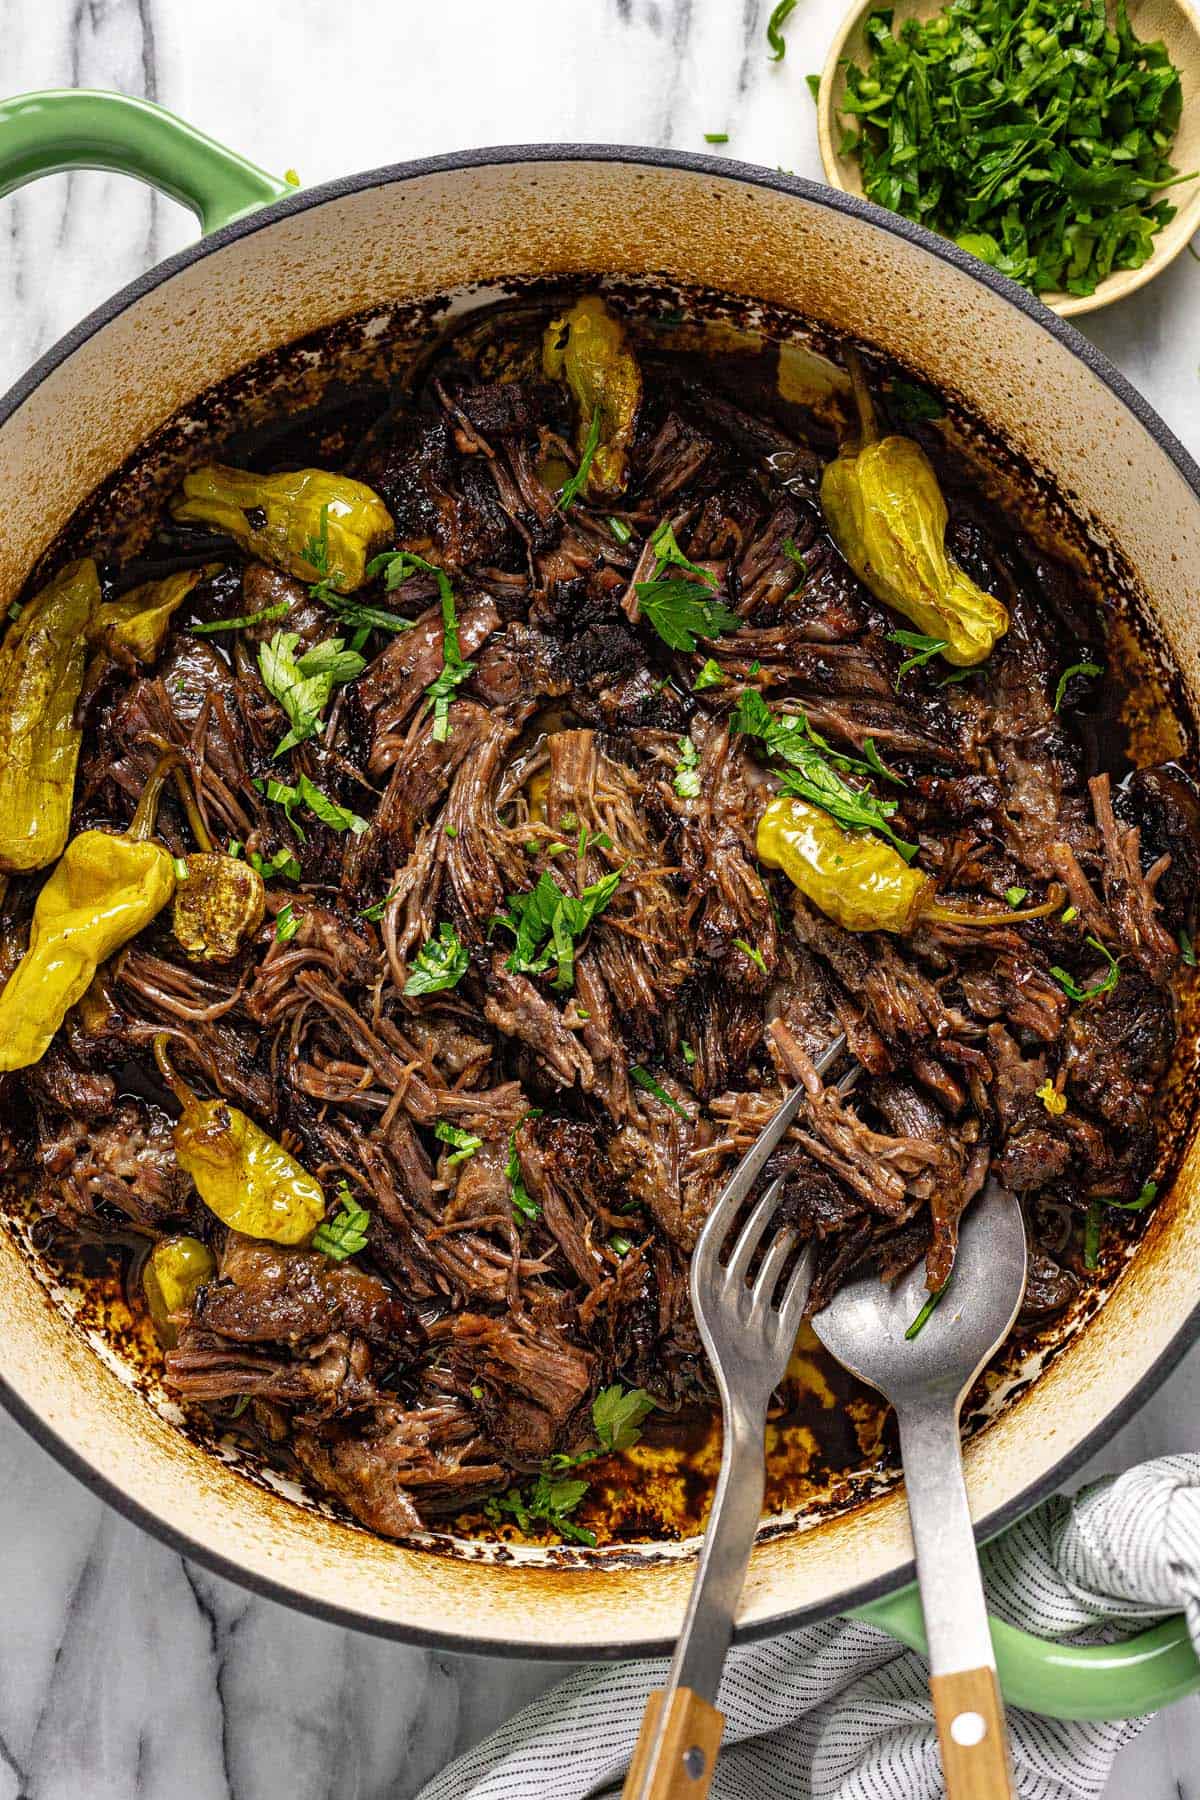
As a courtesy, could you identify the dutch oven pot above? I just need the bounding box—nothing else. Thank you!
[1,89,1199,1717]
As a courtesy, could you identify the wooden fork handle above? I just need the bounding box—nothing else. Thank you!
[622,1687,724,1798]
[930,1666,1015,1799]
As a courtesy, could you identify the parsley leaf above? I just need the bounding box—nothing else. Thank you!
[493,869,620,993]
[1005,886,1029,908]
[367,550,474,740]
[630,1065,689,1119]
[1180,927,1197,967]
[607,515,633,546]
[766,0,797,60]
[485,1471,595,1546]
[673,736,702,798]
[734,936,768,976]
[435,1120,482,1166]
[557,406,601,511]
[733,691,917,860]
[890,629,948,686]
[255,773,368,840]
[888,378,945,423]
[404,922,469,996]
[1050,935,1120,1003]
[1098,1179,1159,1212]
[1054,660,1104,712]
[506,1121,541,1221]
[592,1384,655,1454]
[250,845,301,883]
[693,658,726,692]
[636,519,740,654]
[258,629,365,756]
[312,1184,370,1263]
[358,887,401,923]
[275,902,298,943]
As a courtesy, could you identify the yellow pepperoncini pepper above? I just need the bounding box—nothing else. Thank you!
[142,1235,216,1347]
[758,793,1068,937]
[819,355,1009,667]
[0,755,179,1072]
[758,794,931,934]
[0,558,104,874]
[542,296,642,498]
[87,567,211,669]
[155,1036,325,1244]
[170,465,393,592]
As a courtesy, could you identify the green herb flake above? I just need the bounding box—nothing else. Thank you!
[1180,927,1197,967]
[172,856,190,882]
[704,132,730,144]
[435,1120,483,1166]
[1050,935,1120,1005]
[592,1384,655,1454]
[484,1472,595,1547]
[905,1279,949,1339]
[682,1040,697,1066]
[1098,1179,1159,1212]
[734,936,768,976]
[609,1233,634,1257]
[258,628,365,756]
[673,736,702,799]
[312,1184,370,1263]
[766,0,797,60]
[358,887,401,923]
[608,515,633,545]
[506,1121,542,1222]
[557,406,602,512]
[1005,886,1029,908]
[806,73,821,101]
[890,629,948,686]
[404,922,469,997]
[255,772,367,840]
[275,902,299,943]
[367,550,473,740]
[733,690,916,860]
[630,1065,689,1119]
[250,845,302,883]
[693,658,726,692]
[493,869,620,994]
[888,378,945,423]
[1084,1201,1103,1271]
[192,598,290,635]
[1054,660,1104,712]
[837,0,1195,301]
[636,519,740,654]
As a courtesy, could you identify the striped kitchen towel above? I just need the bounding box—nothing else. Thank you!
[418,1454,1200,1800]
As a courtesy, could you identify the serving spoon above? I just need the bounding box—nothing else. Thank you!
[622,1036,1027,1799]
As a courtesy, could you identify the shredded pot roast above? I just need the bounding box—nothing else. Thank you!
[1,296,1196,1545]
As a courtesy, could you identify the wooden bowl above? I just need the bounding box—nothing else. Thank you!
[817,0,1200,316]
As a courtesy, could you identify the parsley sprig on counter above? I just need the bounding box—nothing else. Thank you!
[838,0,1194,298]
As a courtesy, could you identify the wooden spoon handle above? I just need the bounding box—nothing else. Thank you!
[622,1687,724,1798]
[931,1666,1015,1799]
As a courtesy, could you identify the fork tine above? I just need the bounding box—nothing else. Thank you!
[706,1030,849,1227]
[777,1241,816,1330]
[752,1221,798,1308]
[724,1176,786,1287]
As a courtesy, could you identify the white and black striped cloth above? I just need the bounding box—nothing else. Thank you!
[418,1455,1200,1800]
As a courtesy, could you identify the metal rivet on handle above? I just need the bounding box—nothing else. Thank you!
[683,1746,706,1779]
[950,1711,987,1746]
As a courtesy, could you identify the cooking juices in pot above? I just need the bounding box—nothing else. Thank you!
[0,293,1196,1551]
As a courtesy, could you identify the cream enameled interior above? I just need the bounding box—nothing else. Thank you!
[1,157,1198,1650]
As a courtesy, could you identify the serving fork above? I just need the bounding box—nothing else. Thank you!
[622,1032,1026,1800]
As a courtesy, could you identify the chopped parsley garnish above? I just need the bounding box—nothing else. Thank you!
[435,1120,482,1166]
[1098,1179,1159,1212]
[358,887,401,923]
[493,869,620,993]
[693,658,726,692]
[1054,659,1104,712]
[484,1385,654,1546]
[274,902,299,944]
[682,1040,697,1066]
[782,536,808,571]
[312,1184,370,1263]
[192,598,290,634]
[890,629,948,686]
[255,773,368,840]
[591,1384,655,1455]
[1005,886,1029,908]
[888,378,946,423]
[506,1122,541,1221]
[636,519,740,653]
[1050,935,1120,1003]
[838,0,1194,300]
[673,736,702,798]
[404,922,469,996]
[609,1233,634,1257]
[366,550,474,740]
[1180,927,1197,967]
[766,0,797,60]
[608,515,633,545]
[733,689,916,860]
[302,503,332,580]
[630,1065,689,1119]
[557,407,602,511]
[258,629,365,756]
[250,845,302,883]
[1084,1202,1103,1270]
[704,132,730,144]
[905,1279,949,1339]
[734,937,768,976]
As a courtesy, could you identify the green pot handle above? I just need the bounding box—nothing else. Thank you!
[0,89,291,233]
[856,1586,1200,1720]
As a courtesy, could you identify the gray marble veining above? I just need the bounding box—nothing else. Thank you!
[0,2,1197,1795]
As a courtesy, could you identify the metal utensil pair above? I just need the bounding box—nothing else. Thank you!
[622,1034,1027,1800]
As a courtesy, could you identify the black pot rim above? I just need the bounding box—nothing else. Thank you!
[2,139,1199,1661]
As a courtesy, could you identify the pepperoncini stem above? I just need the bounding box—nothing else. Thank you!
[924,884,1067,926]
[153,1032,194,1108]
[170,465,392,592]
[845,348,881,448]
[542,297,642,498]
[0,558,104,874]
[128,748,185,843]
[757,794,930,935]
[87,567,212,668]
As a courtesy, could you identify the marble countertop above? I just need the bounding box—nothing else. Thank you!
[1,2,1198,1795]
